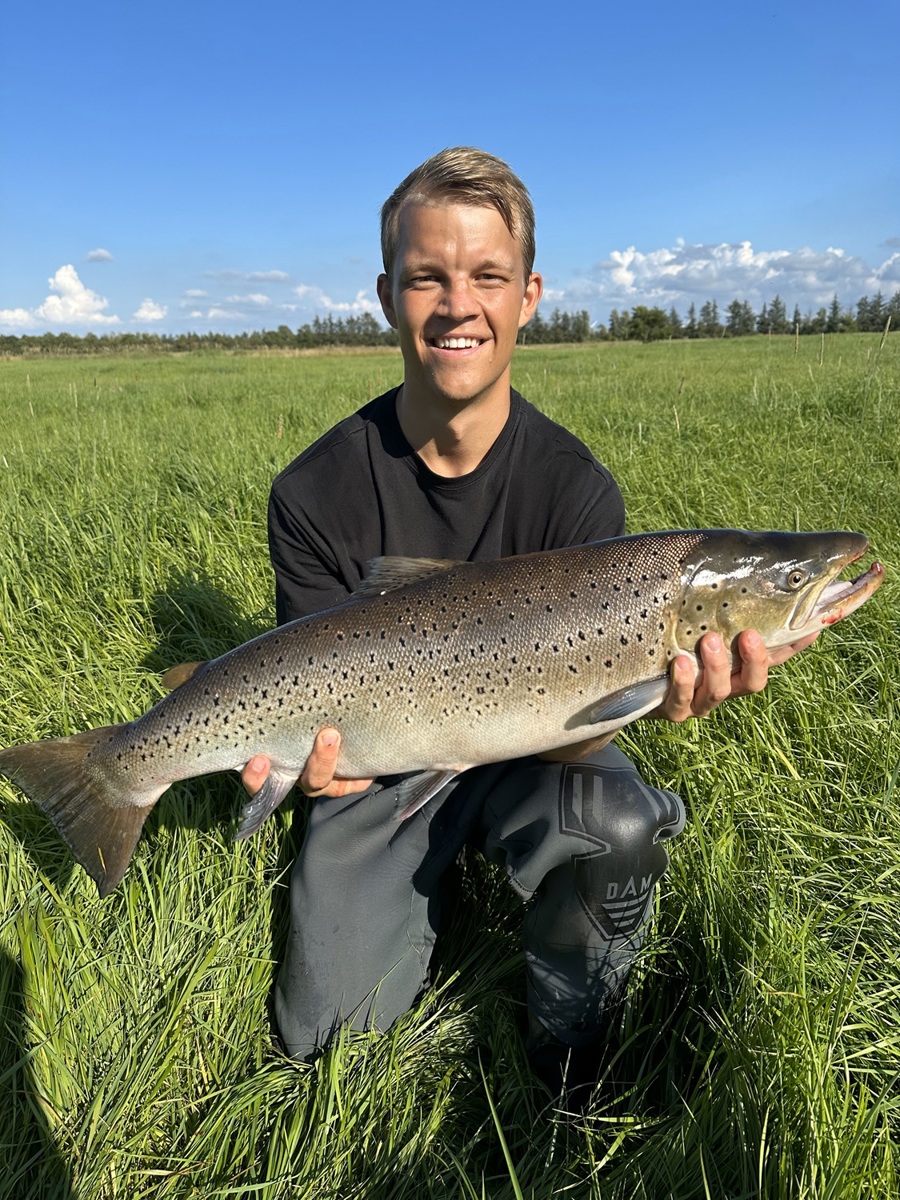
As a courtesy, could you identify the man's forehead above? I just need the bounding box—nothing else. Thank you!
[394,200,520,260]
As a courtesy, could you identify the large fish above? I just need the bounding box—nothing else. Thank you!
[0,530,883,897]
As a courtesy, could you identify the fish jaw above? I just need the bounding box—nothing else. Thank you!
[795,560,884,633]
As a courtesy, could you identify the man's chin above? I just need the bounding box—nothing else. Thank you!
[421,366,506,408]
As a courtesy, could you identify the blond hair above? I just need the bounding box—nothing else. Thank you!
[380,147,536,280]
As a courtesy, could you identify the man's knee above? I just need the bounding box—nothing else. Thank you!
[482,748,685,942]
[556,752,685,858]
[552,752,685,940]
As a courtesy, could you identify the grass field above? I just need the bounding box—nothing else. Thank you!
[0,336,898,1198]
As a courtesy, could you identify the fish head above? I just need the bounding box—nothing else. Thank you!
[675,530,884,655]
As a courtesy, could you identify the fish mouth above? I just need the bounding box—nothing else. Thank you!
[796,539,885,630]
[809,560,885,626]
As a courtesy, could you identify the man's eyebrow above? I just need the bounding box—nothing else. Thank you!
[473,257,517,273]
[401,257,517,275]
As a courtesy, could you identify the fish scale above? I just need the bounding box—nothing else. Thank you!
[0,529,884,895]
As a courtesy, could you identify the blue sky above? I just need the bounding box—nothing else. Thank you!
[2,0,897,334]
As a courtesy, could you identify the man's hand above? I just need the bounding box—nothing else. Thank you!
[241,727,374,800]
[656,628,820,723]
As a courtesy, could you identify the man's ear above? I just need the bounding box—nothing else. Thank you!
[518,272,543,328]
[377,273,398,329]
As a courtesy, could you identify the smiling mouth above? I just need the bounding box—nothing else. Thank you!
[429,337,485,349]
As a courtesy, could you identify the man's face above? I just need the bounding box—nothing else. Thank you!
[377,202,542,409]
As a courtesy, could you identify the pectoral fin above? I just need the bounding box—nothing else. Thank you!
[393,769,461,822]
[234,767,299,840]
[566,675,670,731]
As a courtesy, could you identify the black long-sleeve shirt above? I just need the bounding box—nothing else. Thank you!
[268,387,625,625]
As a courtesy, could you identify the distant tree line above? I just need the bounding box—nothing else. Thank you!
[1,292,896,356]
[600,290,899,343]
[0,313,399,357]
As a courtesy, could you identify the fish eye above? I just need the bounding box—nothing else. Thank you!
[787,569,807,589]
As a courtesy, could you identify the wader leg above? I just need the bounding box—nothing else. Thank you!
[272,770,499,1060]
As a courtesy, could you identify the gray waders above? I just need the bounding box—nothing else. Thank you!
[273,744,685,1059]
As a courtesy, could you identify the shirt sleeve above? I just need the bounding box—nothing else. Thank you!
[268,482,355,625]
[563,471,626,545]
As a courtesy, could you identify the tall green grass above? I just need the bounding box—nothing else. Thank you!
[0,336,898,1198]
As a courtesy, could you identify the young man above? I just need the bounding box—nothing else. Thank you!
[243,148,814,1096]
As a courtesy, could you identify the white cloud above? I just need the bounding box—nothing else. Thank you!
[875,252,900,287]
[205,269,291,283]
[224,292,271,306]
[550,241,898,315]
[34,265,120,326]
[184,288,208,299]
[86,248,113,262]
[134,299,167,321]
[293,283,380,313]
[1,265,122,330]
[0,307,34,329]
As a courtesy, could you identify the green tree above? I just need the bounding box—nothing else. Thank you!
[768,295,789,334]
[725,299,755,337]
[826,294,842,333]
[698,299,723,338]
[608,309,631,340]
[628,306,671,342]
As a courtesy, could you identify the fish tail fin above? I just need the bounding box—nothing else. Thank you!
[0,727,158,897]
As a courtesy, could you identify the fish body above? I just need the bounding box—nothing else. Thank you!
[0,530,883,896]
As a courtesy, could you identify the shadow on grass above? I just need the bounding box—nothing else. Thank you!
[142,569,271,677]
[0,949,76,1200]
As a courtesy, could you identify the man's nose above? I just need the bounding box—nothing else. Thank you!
[437,279,477,320]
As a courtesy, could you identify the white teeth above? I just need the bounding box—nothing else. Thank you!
[434,337,481,349]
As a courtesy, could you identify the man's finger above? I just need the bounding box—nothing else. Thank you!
[242,754,271,797]
[728,629,769,698]
[693,633,735,712]
[300,727,341,795]
[654,653,697,723]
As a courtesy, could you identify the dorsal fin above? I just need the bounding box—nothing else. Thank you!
[160,661,207,691]
[351,556,461,598]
